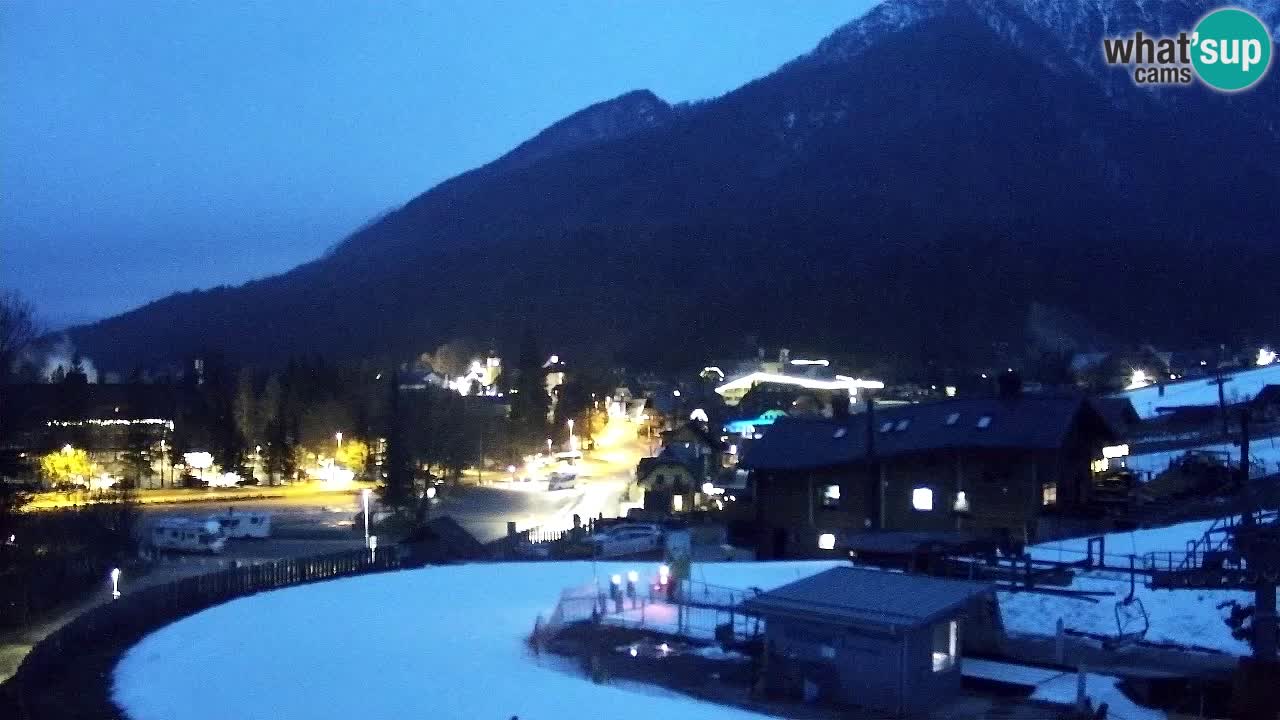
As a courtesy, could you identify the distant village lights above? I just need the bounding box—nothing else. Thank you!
[1259,347,1277,367]
[1126,369,1152,390]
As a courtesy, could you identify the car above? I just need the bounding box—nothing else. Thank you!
[591,524,663,557]
[546,472,577,491]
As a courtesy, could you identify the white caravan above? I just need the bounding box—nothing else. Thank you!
[209,510,272,539]
[149,518,227,554]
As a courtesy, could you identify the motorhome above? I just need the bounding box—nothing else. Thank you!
[209,510,272,539]
[150,518,227,554]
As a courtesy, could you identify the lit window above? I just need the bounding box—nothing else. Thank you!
[1091,458,1109,473]
[672,494,683,512]
[945,412,960,426]
[817,533,836,550]
[880,421,894,433]
[931,620,958,672]
[822,484,840,508]
[953,491,970,512]
[1041,482,1058,506]
[895,419,910,431]
[1102,444,1130,459]
[976,415,992,429]
[912,487,934,511]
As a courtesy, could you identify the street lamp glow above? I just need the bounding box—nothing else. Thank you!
[627,570,639,583]
[110,567,122,599]
[1259,347,1277,367]
[426,486,436,499]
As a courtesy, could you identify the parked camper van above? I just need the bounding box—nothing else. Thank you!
[210,510,272,539]
[150,518,227,554]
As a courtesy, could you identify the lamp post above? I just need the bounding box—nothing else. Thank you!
[335,432,343,454]
[567,419,576,453]
[361,487,371,549]
[110,568,121,600]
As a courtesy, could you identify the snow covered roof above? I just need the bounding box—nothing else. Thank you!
[743,566,991,629]
[743,394,1116,471]
[1117,363,1280,420]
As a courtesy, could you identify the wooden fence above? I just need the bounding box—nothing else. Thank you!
[2,546,406,719]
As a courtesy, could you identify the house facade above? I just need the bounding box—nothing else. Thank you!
[741,393,1120,558]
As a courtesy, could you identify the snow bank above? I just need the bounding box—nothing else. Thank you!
[113,560,839,720]
[1032,672,1165,720]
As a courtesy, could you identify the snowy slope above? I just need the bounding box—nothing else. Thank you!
[1007,521,1257,655]
[1124,436,1280,480]
[113,561,840,720]
[1118,363,1280,420]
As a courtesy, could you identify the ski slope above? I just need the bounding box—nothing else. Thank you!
[1119,363,1280,420]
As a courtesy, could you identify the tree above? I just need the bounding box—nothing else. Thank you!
[336,438,370,476]
[0,291,37,384]
[379,369,415,511]
[120,424,152,488]
[40,446,91,486]
[509,330,548,452]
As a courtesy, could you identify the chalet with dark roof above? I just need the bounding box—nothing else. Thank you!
[740,392,1119,558]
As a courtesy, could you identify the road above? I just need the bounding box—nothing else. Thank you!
[0,418,647,682]
[130,416,647,543]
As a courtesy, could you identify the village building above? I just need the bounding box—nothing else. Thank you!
[743,566,995,715]
[740,387,1123,558]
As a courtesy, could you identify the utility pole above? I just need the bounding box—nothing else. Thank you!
[1217,344,1230,437]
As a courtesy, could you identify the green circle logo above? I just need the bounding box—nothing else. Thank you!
[1192,8,1273,91]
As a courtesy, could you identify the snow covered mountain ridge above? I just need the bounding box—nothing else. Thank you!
[797,0,1280,75]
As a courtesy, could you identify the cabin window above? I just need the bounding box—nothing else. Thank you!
[953,491,970,512]
[931,619,958,672]
[976,415,992,429]
[912,487,934,511]
[1041,482,1058,506]
[894,419,910,431]
[672,494,683,512]
[945,412,960,426]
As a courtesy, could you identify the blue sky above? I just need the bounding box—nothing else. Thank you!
[1,1,874,328]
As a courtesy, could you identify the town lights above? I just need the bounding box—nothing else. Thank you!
[1126,369,1151,390]
[1259,347,1277,367]
[818,533,836,550]
[110,568,121,599]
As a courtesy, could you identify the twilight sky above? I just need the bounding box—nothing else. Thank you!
[1,1,874,329]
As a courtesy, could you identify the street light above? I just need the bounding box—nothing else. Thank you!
[361,488,371,549]
[567,419,577,452]
[110,568,121,600]
[335,432,343,453]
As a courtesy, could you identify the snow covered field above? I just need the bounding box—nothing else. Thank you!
[1005,521,1255,655]
[114,522,1245,720]
[113,560,840,720]
[1118,363,1280,420]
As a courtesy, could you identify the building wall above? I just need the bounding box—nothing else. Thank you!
[755,444,1099,557]
[765,616,963,715]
